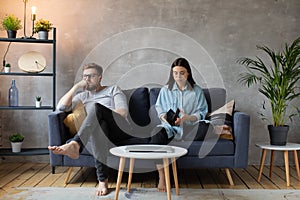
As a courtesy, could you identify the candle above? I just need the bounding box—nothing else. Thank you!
[31,6,37,20]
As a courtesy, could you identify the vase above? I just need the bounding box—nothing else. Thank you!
[268,125,289,146]
[7,30,17,38]
[4,67,10,73]
[38,31,48,40]
[11,142,22,153]
[35,101,42,108]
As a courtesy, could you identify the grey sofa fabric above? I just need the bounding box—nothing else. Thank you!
[48,87,250,174]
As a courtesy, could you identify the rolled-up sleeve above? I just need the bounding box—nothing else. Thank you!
[112,86,129,112]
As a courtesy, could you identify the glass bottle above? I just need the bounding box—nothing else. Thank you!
[9,79,18,107]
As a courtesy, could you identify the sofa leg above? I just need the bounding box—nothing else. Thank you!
[52,166,55,174]
[225,168,234,186]
[64,167,73,185]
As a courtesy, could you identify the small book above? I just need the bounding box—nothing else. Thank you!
[166,108,180,126]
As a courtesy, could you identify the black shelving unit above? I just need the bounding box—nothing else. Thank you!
[0,28,56,156]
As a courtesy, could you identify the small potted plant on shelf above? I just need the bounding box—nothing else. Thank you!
[4,63,11,73]
[237,37,300,146]
[9,133,25,153]
[35,96,42,108]
[0,14,22,38]
[34,18,53,40]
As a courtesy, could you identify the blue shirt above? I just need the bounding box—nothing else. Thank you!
[155,83,208,140]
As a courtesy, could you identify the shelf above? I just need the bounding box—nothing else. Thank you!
[0,37,54,44]
[0,106,53,110]
[0,72,53,76]
[0,148,49,156]
[0,28,56,157]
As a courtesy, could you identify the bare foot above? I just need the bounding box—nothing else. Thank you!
[158,178,166,192]
[48,141,80,159]
[96,179,108,196]
[157,165,167,192]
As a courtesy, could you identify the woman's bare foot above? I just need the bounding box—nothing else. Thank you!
[96,179,108,196]
[157,165,167,192]
[48,141,80,159]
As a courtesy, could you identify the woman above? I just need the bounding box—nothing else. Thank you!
[154,57,208,142]
[150,57,208,191]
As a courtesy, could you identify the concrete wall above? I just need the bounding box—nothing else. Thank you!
[0,0,299,164]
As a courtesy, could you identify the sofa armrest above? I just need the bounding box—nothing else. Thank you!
[233,111,250,168]
[48,110,70,146]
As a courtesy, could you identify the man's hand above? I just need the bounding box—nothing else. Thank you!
[75,79,87,91]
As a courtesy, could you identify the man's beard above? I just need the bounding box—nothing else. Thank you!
[86,83,98,91]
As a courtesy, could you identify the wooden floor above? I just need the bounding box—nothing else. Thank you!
[0,163,300,198]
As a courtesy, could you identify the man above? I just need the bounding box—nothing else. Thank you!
[48,63,129,196]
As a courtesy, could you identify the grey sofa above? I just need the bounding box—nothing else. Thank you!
[48,87,250,185]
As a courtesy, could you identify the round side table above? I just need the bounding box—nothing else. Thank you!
[110,144,187,200]
[256,142,300,186]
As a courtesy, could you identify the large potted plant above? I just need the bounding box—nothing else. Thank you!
[238,37,300,145]
[9,133,25,153]
[34,18,53,40]
[0,14,22,38]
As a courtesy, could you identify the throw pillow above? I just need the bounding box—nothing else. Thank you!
[206,100,235,140]
[63,101,86,136]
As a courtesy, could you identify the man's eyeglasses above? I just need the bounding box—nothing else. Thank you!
[83,74,99,79]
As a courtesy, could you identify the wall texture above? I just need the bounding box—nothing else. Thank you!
[0,0,299,164]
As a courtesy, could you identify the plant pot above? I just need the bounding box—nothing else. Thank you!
[38,31,48,40]
[7,30,17,38]
[11,142,23,153]
[35,101,42,108]
[268,125,289,146]
[4,67,10,73]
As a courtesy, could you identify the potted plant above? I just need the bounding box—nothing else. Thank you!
[34,18,53,40]
[35,96,42,108]
[4,63,11,73]
[9,133,25,153]
[238,37,300,145]
[1,14,22,38]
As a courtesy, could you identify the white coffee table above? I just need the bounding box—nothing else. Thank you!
[256,142,300,186]
[110,144,188,200]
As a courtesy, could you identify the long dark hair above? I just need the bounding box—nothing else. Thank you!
[166,57,196,90]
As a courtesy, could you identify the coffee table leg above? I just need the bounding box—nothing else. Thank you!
[163,158,171,200]
[269,150,275,178]
[258,149,267,182]
[127,158,135,192]
[115,157,126,200]
[293,150,300,181]
[284,150,290,186]
[171,157,179,195]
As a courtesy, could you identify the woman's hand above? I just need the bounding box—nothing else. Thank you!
[177,110,197,125]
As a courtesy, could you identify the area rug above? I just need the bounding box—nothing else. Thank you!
[1,187,300,200]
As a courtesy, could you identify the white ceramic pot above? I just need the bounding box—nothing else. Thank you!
[4,67,10,73]
[11,142,22,153]
[36,101,42,108]
[38,31,48,40]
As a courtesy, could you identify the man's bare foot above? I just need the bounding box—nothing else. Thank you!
[48,141,80,159]
[157,165,167,192]
[96,179,108,196]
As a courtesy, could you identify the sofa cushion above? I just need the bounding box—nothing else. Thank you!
[123,87,150,127]
[206,100,235,140]
[202,88,226,113]
[63,101,86,136]
[171,139,234,156]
